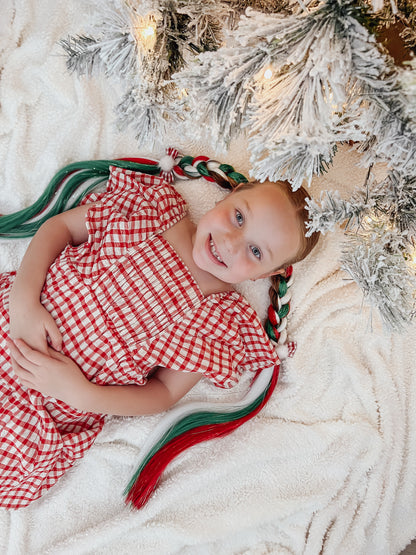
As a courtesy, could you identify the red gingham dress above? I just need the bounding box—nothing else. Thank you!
[0,166,279,508]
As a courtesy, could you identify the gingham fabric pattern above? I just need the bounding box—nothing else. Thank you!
[0,167,279,508]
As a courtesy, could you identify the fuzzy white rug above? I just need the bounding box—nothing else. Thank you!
[1,2,416,554]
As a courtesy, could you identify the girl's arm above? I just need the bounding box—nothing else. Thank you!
[8,338,202,415]
[9,204,93,353]
[81,367,203,415]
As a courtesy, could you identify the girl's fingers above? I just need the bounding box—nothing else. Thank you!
[9,353,35,384]
[45,320,63,351]
[46,347,65,361]
[7,340,51,391]
[7,339,27,366]
[7,338,45,367]
[11,362,33,381]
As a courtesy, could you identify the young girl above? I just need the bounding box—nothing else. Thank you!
[1,160,318,509]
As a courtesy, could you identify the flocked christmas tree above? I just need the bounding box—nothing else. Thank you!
[60,0,416,330]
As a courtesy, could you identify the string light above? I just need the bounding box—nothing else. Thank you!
[135,16,157,51]
[142,26,155,40]
[264,68,273,80]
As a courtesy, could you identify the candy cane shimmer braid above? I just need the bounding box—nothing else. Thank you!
[0,149,319,509]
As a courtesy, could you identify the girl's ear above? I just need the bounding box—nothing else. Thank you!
[252,268,285,281]
[271,268,286,276]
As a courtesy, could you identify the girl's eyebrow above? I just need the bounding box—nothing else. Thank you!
[242,199,251,217]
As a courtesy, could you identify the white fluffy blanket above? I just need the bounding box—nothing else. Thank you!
[1,2,415,553]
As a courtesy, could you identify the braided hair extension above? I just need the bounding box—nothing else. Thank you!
[0,149,313,509]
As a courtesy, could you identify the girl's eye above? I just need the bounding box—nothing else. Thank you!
[251,246,262,260]
[235,210,244,226]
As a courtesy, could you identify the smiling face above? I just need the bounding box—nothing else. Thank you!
[191,182,302,284]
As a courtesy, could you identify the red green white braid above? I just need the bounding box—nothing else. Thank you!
[266,268,297,360]
[0,147,295,509]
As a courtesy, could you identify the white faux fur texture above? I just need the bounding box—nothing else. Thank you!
[0,2,415,554]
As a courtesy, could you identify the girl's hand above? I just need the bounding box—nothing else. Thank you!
[8,338,92,409]
[9,300,63,353]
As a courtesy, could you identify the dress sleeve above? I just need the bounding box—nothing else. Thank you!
[135,293,280,389]
[71,166,187,277]
[85,165,187,245]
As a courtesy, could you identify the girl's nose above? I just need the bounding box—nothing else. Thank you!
[225,231,241,255]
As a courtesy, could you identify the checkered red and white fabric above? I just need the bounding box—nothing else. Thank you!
[0,166,279,508]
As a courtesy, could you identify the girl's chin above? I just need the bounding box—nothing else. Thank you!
[192,249,211,274]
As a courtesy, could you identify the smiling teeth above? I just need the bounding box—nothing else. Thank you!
[210,238,223,263]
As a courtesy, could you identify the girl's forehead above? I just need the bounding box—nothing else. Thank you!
[235,182,292,213]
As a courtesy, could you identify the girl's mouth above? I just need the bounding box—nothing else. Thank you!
[208,235,226,266]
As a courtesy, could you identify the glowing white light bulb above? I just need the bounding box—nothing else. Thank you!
[142,25,155,39]
[135,16,157,51]
[264,68,273,80]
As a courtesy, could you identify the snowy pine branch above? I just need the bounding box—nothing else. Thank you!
[339,11,416,174]
[173,26,271,149]
[59,36,103,76]
[115,82,183,145]
[252,138,337,190]
[61,1,142,79]
[398,59,416,132]
[306,168,416,239]
[372,170,416,238]
[246,0,380,186]
[341,229,416,331]
[305,188,370,235]
[177,0,229,52]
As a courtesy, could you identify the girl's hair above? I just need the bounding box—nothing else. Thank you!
[275,180,320,266]
[265,180,320,315]
[0,157,320,509]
